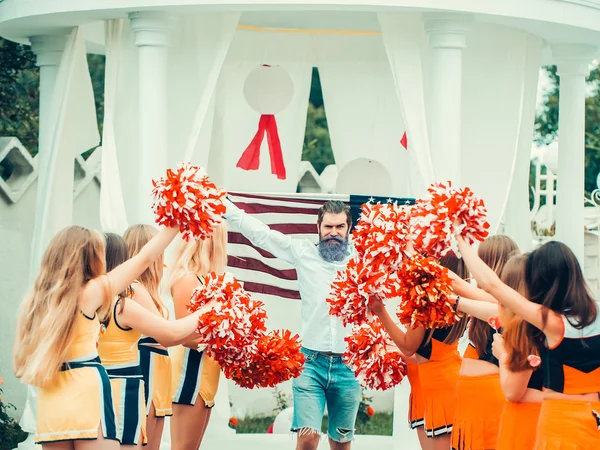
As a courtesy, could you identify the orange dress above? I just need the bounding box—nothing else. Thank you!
[451,332,505,450]
[496,369,543,450]
[406,362,425,429]
[534,314,600,449]
[416,328,462,438]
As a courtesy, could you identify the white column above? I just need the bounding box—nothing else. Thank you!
[552,44,596,264]
[18,33,69,445]
[30,35,68,159]
[129,11,172,225]
[424,13,472,185]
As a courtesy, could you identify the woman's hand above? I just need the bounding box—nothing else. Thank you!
[368,294,386,315]
[492,332,507,360]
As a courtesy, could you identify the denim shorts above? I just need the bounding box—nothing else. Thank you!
[291,347,362,442]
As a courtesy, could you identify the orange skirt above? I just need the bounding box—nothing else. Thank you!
[407,363,425,429]
[451,373,505,450]
[418,355,461,438]
[534,399,600,449]
[496,401,541,450]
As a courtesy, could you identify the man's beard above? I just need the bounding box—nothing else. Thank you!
[318,235,349,262]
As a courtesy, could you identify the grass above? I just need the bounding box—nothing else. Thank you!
[235,412,393,436]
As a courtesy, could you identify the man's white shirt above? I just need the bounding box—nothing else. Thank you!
[225,199,354,353]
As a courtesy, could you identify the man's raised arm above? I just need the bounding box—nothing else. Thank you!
[224,198,303,266]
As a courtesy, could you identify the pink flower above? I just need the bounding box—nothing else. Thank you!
[527,355,542,368]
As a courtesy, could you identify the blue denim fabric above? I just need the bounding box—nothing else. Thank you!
[291,347,362,442]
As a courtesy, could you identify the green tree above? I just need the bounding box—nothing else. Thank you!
[301,68,335,174]
[535,64,600,195]
[0,38,39,155]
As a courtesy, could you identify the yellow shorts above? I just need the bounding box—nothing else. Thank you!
[171,346,220,407]
[36,357,118,444]
[139,345,173,417]
[108,368,147,446]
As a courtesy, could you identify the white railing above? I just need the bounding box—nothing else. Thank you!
[0,137,101,204]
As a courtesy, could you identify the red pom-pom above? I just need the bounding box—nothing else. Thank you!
[152,162,227,241]
[352,202,411,266]
[224,330,305,389]
[410,181,489,259]
[344,320,407,390]
[189,273,267,366]
[189,273,306,388]
[396,254,458,329]
[327,258,402,327]
[327,202,411,327]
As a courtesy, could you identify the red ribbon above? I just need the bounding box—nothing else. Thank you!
[236,114,286,180]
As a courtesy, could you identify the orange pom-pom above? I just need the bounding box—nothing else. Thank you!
[224,330,306,389]
[410,181,489,259]
[396,254,458,329]
[189,273,306,388]
[189,273,267,367]
[327,202,411,326]
[152,162,226,241]
[344,320,407,390]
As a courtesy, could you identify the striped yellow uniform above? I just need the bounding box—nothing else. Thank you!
[139,336,173,417]
[171,346,220,407]
[36,311,118,444]
[97,298,147,445]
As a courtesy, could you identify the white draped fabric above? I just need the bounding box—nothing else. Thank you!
[317,42,411,197]
[378,13,435,198]
[168,13,241,165]
[461,24,543,234]
[99,19,129,233]
[30,26,100,272]
[502,37,543,249]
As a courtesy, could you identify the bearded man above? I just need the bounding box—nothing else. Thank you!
[224,199,361,450]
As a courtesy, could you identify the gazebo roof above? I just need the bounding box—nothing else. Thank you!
[2,0,600,63]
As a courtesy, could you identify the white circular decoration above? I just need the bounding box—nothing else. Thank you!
[336,158,393,196]
[244,65,294,115]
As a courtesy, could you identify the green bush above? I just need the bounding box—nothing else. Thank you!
[0,378,28,450]
[235,412,393,436]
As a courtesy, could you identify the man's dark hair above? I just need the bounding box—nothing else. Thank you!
[317,200,352,230]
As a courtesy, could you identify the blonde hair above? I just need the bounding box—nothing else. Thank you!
[13,226,109,387]
[123,224,168,318]
[469,235,519,357]
[168,224,228,288]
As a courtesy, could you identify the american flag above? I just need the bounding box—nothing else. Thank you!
[226,192,415,303]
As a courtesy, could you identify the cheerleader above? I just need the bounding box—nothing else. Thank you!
[451,235,518,450]
[489,254,544,450]
[123,225,173,450]
[98,233,213,449]
[457,236,600,449]
[13,225,178,449]
[370,253,469,450]
[167,227,226,450]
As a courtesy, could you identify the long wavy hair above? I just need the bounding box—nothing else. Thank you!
[168,224,228,288]
[524,241,597,348]
[13,226,110,387]
[469,235,519,357]
[123,224,168,318]
[499,253,541,372]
